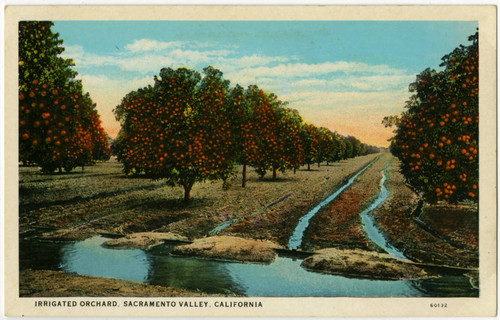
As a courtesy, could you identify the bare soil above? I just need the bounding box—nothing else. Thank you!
[221,155,380,245]
[102,232,187,249]
[372,159,479,268]
[300,153,393,251]
[172,236,281,263]
[301,248,430,280]
[20,269,219,297]
[20,154,380,243]
[19,152,479,294]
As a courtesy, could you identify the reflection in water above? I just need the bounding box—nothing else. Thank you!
[19,236,478,297]
[410,275,478,297]
[225,257,420,297]
[19,238,65,271]
[147,251,245,294]
[59,236,150,282]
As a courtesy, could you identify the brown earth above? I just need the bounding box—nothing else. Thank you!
[301,248,430,280]
[20,269,219,297]
[19,152,479,288]
[172,236,280,263]
[221,155,380,245]
[300,153,393,252]
[419,203,478,250]
[102,232,187,249]
[20,154,380,244]
[372,159,479,269]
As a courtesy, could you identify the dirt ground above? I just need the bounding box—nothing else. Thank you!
[301,247,430,280]
[220,155,380,245]
[19,153,479,296]
[172,236,280,263]
[372,159,479,269]
[19,269,222,297]
[300,152,393,251]
[20,154,379,244]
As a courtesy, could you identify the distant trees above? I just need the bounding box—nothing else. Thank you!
[115,65,379,201]
[385,32,478,203]
[19,21,110,173]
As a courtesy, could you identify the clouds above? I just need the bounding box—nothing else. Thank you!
[124,39,182,52]
[65,37,414,146]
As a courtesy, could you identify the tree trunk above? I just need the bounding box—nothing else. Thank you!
[242,163,247,188]
[58,167,62,173]
[318,162,321,168]
[293,168,297,174]
[183,183,193,203]
[307,163,310,171]
[272,167,277,180]
[327,161,329,166]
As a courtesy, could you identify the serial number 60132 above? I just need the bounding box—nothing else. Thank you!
[430,303,448,308]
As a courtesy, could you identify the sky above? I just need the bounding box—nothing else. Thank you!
[52,21,477,147]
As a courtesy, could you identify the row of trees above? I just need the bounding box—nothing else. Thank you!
[19,21,110,173]
[384,32,478,203]
[113,66,379,201]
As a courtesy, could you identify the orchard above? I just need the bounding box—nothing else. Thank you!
[115,65,378,201]
[386,32,478,203]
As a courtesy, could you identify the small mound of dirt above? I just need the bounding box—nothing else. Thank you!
[40,228,98,241]
[302,248,430,280]
[172,236,280,263]
[103,232,187,249]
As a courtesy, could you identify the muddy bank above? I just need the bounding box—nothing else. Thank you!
[20,269,215,297]
[301,248,430,280]
[39,227,101,241]
[172,236,280,263]
[102,232,188,249]
[300,153,393,252]
[372,159,479,269]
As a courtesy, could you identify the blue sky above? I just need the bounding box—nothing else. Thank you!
[53,21,477,146]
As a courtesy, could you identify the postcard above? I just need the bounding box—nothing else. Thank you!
[4,5,497,317]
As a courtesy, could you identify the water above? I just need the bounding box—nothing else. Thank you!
[288,157,379,249]
[208,220,235,236]
[20,236,478,297]
[360,161,408,259]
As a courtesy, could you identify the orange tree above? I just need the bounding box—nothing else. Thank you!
[387,32,478,203]
[336,135,347,160]
[114,67,237,202]
[343,135,363,159]
[300,123,321,170]
[227,84,252,187]
[317,127,340,166]
[242,86,304,180]
[278,107,305,173]
[327,131,344,163]
[19,21,110,173]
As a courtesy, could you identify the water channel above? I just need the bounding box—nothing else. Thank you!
[288,157,379,249]
[19,157,479,297]
[20,236,477,297]
[360,160,408,259]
